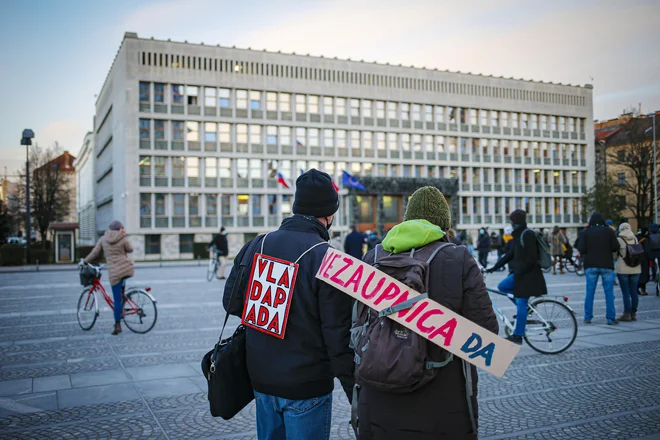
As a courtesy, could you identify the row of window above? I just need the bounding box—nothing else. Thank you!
[459,196,582,217]
[138,156,587,188]
[138,120,587,159]
[138,83,588,131]
[137,53,588,107]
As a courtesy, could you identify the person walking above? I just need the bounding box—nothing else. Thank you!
[207,227,229,279]
[614,223,641,322]
[487,210,548,345]
[223,169,354,440]
[636,227,651,296]
[648,223,660,281]
[447,228,463,245]
[358,186,498,439]
[577,212,621,325]
[84,220,134,335]
[366,230,382,251]
[344,225,366,260]
[550,226,567,275]
[477,228,491,268]
[491,231,504,260]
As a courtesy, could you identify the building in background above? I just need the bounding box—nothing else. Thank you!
[74,132,95,245]
[35,150,77,224]
[92,32,594,259]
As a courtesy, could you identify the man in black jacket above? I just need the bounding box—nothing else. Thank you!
[487,210,547,345]
[207,227,229,279]
[223,169,354,440]
[344,225,366,259]
[577,212,620,324]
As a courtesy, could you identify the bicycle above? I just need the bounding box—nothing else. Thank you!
[206,248,224,281]
[482,271,578,354]
[542,256,584,276]
[77,263,158,333]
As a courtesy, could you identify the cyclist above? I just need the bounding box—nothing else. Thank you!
[486,209,548,345]
[207,227,229,279]
[84,220,134,335]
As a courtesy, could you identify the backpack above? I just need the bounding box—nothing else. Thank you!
[521,229,553,270]
[650,233,660,251]
[621,238,643,267]
[350,242,454,394]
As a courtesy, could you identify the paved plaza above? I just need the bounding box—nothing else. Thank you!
[1,263,660,439]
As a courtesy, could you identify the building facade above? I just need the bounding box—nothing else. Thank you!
[74,132,96,245]
[93,32,594,259]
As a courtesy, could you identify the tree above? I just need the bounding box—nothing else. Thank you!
[582,177,622,223]
[0,200,13,244]
[606,117,659,229]
[16,143,72,244]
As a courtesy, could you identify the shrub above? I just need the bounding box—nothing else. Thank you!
[31,248,51,264]
[193,242,208,260]
[0,244,25,266]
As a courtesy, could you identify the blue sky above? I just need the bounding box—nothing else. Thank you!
[1,0,659,174]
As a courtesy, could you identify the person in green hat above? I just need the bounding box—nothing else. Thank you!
[359,186,498,439]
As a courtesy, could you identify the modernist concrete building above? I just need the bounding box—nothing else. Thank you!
[74,132,95,246]
[92,32,594,259]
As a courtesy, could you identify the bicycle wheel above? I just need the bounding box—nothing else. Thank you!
[564,260,576,273]
[122,289,158,334]
[207,258,217,282]
[77,287,98,331]
[524,299,577,354]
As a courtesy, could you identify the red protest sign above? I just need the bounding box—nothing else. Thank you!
[242,253,299,339]
[316,248,520,377]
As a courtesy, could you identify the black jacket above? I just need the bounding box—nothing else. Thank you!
[490,225,548,298]
[223,215,354,401]
[344,230,365,259]
[208,233,228,256]
[576,213,620,269]
[477,234,491,251]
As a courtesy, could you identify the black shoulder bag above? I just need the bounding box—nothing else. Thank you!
[200,236,262,419]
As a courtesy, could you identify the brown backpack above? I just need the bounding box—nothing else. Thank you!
[351,242,454,394]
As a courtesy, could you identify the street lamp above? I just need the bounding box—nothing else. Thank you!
[645,113,657,224]
[21,129,34,263]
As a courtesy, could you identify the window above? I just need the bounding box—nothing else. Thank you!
[266,92,277,111]
[521,113,528,129]
[172,157,185,179]
[296,95,306,113]
[281,127,291,145]
[268,195,278,215]
[238,194,249,216]
[336,130,346,149]
[222,194,231,215]
[140,193,151,216]
[187,157,199,179]
[139,82,150,102]
[531,114,539,130]
[155,193,165,216]
[139,119,150,139]
[252,194,262,215]
[154,157,165,178]
[219,88,231,107]
[362,100,372,118]
[205,88,216,107]
[139,156,151,181]
[172,121,184,140]
[436,106,445,123]
[618,195,627,210]
[219,158,231,179]
[267,126,278,145]
[154,120,165,139]
[186,86,198,105]
[425,105,433,122]
[217,123,230,144]
[401,134,410,152]
[309,95,319,113]
[237,159,248,179]
[400,103,410,120]
[189,194,199,216]
[172,85,183,104]
[559,117,565,132]
[282,195,292,215]
[206,194,217,215]
[179,234,193,253]
[412,104,421,121]
[388,133,398,153]
[250,125,262,144]
[250,91,261,110]
[618,173,626,185]
[236,90,247,109]
[376,101,385,118]
[501,112,508,128]
[383,196,401,223]
[324,129,334,148]
[145,235,161,254]
[237,124,248,143]
[617,150,625,162]
[350,99,360,117]
[387,102,397,119]
[336,98,346,116]
[324,97,334,115]
[186,122,199,141]
[511,112,519,128]
[490,111,499,127]
[204,122,217,142]
[205,157,217,178]
[154,83,164,102]
[309,128,319,147]
[280,93,291,112]
[251,159,262,179]
[174,194,185,216]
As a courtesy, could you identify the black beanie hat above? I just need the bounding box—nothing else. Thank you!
[509,209,527,225]
[292,169,339,217]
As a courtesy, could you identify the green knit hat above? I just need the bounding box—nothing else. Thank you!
[403,186,451,230]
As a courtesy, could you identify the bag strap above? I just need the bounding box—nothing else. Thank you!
[294,242,329,264]
[378,293,428,318]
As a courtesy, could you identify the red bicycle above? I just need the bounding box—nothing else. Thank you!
[76,263,158,333]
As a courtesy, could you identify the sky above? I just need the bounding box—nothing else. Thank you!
[1,0,659,175]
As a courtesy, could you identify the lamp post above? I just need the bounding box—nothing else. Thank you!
[21,129,34,264]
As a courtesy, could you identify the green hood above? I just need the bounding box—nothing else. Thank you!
[382,220,446,254]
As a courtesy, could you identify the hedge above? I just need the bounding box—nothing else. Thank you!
[193,242,208,260]
[0,244,25,266]
[31,248,52,264]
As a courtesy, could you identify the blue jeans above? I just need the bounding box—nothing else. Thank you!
[585,268,616,322]
[111,281,124,323]
[254,391,332,440]
[617,274,639,314]
[498,274,528,336]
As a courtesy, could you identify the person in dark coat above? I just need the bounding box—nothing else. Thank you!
[344,225,366,259]
[477,229,491,268]
[488,209,547,345]
[223,169,354,440]
[577,212,621,324]
[207,227,229,279]
[366,230,382,251]
[358,186,498,440]
[636,227,651,295]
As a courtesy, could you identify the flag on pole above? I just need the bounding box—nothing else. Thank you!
[342,170,366,191]
[277,172,292,189]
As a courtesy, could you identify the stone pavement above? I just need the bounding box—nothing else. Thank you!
[0,266,659,439]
